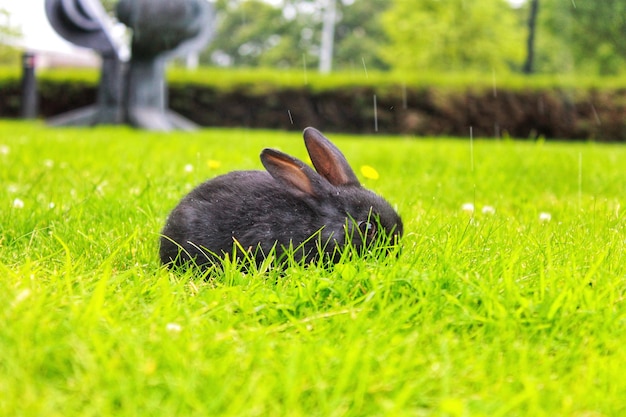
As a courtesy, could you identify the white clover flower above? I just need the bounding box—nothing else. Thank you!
[11,288,32,308]
[461,202,475,213]
[0,145,9,155]
[482,205,496,215]
[43,159,54,168]
[539,212,552,222]
[166,323,182,333]
[184,164,194,173]
[13,198,25,209]
[48,202,56,209]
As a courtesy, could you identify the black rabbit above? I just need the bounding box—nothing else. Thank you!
[160,127,402,270]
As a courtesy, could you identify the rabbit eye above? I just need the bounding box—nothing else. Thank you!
[358,221,377,238]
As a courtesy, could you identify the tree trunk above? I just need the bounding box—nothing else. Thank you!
[523,0,540,74]
[319,0,337,74]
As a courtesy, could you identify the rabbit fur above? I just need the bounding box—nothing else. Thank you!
[160,127,402,270]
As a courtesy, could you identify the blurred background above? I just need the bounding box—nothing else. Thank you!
[2,0,621,74]
[1,0,625,139]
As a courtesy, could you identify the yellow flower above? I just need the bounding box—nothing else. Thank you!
[207,160,221,170]
[360,165,379,180]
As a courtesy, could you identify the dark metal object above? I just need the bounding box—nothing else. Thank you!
[116,0,214,131]
[45,0,124,126]
[20,52,38,119]
[45,0,117,54]
[44,0,214,131]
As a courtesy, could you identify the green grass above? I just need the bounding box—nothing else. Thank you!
[1,120,625,416]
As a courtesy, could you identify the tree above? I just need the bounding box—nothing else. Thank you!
[201,0,389,71]
[539,0,626,75]
[381,0,525,73]
[333,0,390,71]
[0,8,21,65]
[513,0,572,74]
[522,0,539,74]
[202,0,316,68]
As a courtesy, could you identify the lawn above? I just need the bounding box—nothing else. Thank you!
[1,120,625,416]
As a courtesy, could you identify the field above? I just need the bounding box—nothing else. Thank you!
[1,120,625,416]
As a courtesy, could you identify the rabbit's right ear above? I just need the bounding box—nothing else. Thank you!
[303,127,360,187]
[261,148,322,197]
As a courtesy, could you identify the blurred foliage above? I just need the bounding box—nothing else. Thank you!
[0,8,21,66]
[201,0,626,76]
[381,0,524,73]
[333,0,389,71]
[202,0,389,70]
[377,0,626,76]
[538,0,626,75]
[3,0,626,77]
[100,0,118,13]
[203,0,308,68]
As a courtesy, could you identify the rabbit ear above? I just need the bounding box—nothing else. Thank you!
[261,148,322,197]
[303,127,360,187]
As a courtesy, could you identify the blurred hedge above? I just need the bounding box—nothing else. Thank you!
[2,67,626,141]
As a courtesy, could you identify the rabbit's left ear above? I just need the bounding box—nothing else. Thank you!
[261,148,322,197]
[303,127,360,187]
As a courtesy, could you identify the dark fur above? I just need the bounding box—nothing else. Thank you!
[160,127,403,269]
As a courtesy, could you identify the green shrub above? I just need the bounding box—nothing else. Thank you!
[2,67,626,141]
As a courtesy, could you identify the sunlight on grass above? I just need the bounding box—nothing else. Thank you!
[1,121,625,416]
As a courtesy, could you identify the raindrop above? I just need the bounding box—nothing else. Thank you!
[590,103,601,125]
[302,53,308,85]
[401,82,408,110]
[578,152,582,209]
[373,94,378,132]
[538,97,545,115]
[361,57,369,79]
[469,126,474,173]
